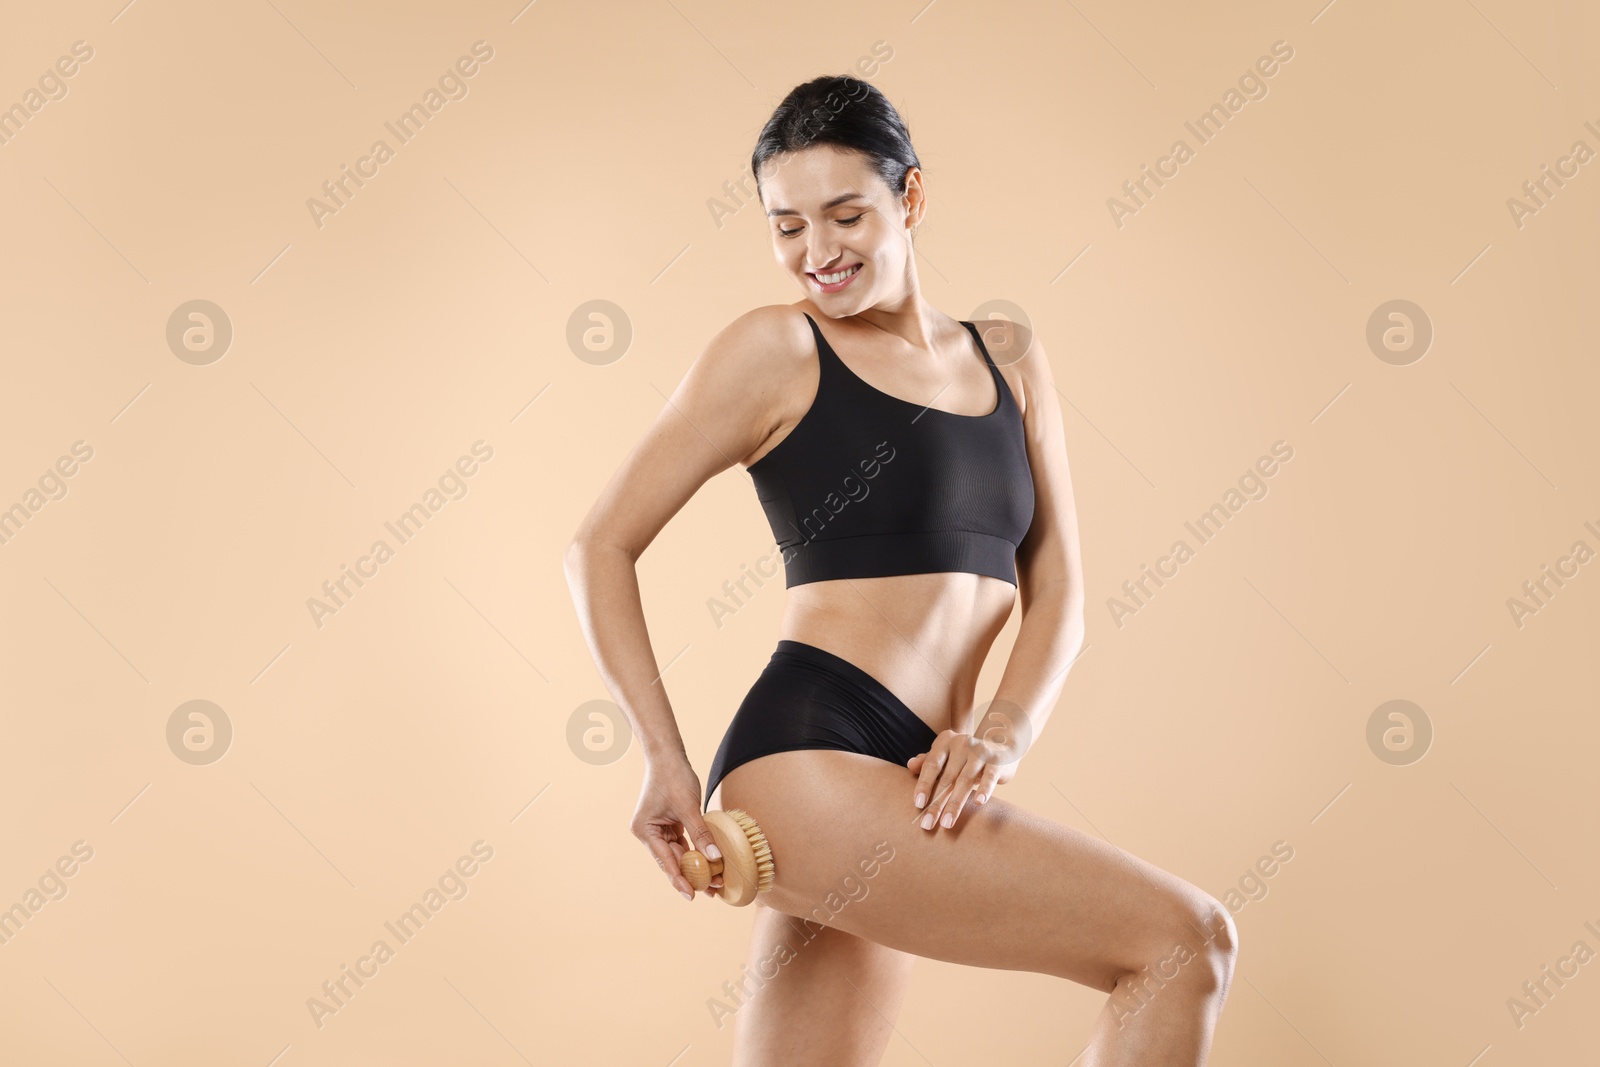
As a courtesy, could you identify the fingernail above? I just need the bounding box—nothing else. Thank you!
[941,813,954,828]
[915,792,926,808]
[706,843,722,860]
[681,890,693,901]
[921,812,934,830]
[977,793,988,804]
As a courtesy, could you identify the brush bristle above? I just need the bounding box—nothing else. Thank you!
[729,809,776,893]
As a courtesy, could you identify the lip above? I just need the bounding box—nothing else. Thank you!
[808,263,862,293]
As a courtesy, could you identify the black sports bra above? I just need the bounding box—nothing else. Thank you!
[746,312,1035,588]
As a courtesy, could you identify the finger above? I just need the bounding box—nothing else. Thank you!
[942,765,987,828]
[912,745,949,810]
[656,831,689,876]
[644,835,696,898]
[680,811,724,863]
[906,753,927,803]
[930,759,982,830]
[973,763,1002,805]
[919,750,971,830]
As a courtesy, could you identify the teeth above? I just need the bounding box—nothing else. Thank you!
[816,265,859,284]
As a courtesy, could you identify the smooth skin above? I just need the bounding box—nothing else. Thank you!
[564,143,1237,1065]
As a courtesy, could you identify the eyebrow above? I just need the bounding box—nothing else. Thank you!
[766,192,867,218]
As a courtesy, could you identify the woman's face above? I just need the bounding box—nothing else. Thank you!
[759,145,921,314]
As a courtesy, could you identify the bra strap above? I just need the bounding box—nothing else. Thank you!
[963,320,1017,413]
[961,320,1000,370]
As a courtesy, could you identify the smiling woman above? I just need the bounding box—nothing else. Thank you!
[565,74,1237,1067]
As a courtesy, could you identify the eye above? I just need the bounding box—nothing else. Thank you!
[777,213,865,239]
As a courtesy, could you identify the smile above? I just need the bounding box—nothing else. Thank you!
[809,263,862,291]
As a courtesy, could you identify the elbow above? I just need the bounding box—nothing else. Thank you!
[1065,599,1086,649]
[1053,591,1085,639]
[1039,591,1086,666]
[1027,581,1085,654]
[564,535,635,588]
[563,538,593,592]
[1063,584,1085,624]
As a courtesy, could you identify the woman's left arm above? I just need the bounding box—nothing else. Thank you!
[909,320,1085,829]
[983,318,1086,756]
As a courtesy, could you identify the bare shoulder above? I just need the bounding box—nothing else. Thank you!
[968,315,1053,418]
[702,303,813,370]
[688,303,817,466]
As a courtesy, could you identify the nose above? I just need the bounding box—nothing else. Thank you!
[805,231,840,271]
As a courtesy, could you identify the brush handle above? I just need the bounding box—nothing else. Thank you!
[680,850,722,891]
[679,808,770,907]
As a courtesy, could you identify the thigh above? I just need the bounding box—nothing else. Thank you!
[724,905,915,1067]
[719,750,1227,993]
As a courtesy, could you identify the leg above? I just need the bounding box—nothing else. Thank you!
[718,750,1238,1066]
[721,905,916,1067]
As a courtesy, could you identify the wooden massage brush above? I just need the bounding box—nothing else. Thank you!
[678,808,775,906]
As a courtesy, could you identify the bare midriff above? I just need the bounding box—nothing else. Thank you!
[775,572,1017,737]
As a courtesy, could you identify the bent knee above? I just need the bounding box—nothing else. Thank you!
[1191,896,1238,988]
[1126,892,1238,994]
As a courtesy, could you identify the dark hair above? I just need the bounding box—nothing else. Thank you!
[750,76,920,203]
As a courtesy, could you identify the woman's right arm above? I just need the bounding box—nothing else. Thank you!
[563,305,799,899]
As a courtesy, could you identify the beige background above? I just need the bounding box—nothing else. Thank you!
[1,0,1596,1063]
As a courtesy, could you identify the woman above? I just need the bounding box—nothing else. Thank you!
[565,75,1237,1066]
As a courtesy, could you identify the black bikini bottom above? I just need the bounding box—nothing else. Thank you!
[703,639,939,813]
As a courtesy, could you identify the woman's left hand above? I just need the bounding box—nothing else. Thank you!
[906,729,1019,832]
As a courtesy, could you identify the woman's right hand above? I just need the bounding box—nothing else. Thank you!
[631,755,725,901]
